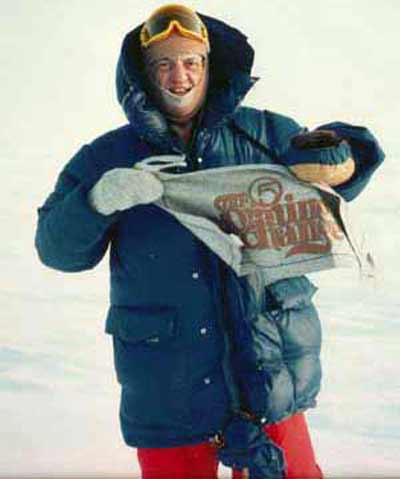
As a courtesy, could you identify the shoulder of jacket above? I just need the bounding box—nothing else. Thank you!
[88,124,148,170]
[62,124,144,184]
[89,123,140,152]
[265,109,303,133]
[229,107,304,155]
[232,107,301,130]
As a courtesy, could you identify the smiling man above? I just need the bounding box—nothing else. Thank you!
[35,4,384,479]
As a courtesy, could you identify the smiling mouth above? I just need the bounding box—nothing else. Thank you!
[168,87,192,95]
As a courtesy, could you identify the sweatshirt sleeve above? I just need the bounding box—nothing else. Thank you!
[35,145,118,272]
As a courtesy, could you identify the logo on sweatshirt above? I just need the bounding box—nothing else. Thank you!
[213,176,344,256]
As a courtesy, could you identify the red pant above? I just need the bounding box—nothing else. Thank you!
[137,412,323,478]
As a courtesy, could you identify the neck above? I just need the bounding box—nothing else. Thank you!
[169,119,194,146]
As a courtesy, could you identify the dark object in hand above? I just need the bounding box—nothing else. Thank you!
[291,130,342,149]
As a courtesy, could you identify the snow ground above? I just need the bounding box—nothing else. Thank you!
[1,1,400,478]
[1,153,399,479]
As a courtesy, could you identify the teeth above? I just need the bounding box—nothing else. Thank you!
[170,88,191,94]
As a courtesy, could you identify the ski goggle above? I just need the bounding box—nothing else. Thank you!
[140,4,209,51]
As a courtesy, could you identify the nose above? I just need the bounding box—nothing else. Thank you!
[170,59,187,83]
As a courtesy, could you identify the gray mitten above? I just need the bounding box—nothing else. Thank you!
[88,168,163,216]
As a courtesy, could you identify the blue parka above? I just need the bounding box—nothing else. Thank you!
[35,13,384,453]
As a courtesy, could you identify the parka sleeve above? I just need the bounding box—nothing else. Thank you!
[267,111,385,202]
[312,122,385,201]
[35,145,118,272]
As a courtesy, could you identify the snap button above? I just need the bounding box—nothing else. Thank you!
[200,327,207,335]
[198,157,203,163]
[204,377,211,385]
[192,272,199,279]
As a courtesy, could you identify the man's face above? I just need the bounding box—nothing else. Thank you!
[144,33,208,123]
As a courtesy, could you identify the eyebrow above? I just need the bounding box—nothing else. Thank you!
[151,53,205,60]
[147,53,206,70]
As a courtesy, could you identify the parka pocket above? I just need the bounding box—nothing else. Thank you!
[106,305,177,346]
[109,306,190,428]
[108,305,188,395]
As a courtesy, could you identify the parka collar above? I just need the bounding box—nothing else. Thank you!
[116,13,258,152]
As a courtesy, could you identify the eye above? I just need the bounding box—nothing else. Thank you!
[183,56,203,72]
[155,59,172,72]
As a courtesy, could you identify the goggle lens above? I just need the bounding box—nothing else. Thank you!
[141,5,209,49]
[146,9,203,38]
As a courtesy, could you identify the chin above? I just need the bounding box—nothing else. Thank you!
[164,105,199,123]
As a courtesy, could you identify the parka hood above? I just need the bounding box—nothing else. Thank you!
[116,13,257,150]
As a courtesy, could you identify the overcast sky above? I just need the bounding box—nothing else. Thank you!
[2,0,399,160]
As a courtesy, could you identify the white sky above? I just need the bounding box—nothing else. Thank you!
[2,0,400,159]
[1,1,400,477]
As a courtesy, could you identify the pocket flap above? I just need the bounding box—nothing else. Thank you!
[105,305,176,344]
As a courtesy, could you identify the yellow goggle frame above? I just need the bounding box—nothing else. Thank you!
[140,4,209,50]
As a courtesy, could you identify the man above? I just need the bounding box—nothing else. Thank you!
[35,4,383,478]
